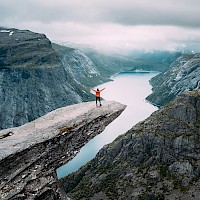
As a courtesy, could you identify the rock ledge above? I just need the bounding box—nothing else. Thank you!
[0,101,126,200]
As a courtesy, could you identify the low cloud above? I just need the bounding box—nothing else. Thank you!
[1,0,200,51]
[1,0,200,27]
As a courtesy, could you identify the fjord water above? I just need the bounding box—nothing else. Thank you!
[57,72,159,179]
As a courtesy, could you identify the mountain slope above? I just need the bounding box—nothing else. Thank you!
[84,50,137,77]
[61,90,200,200]
[81,49,182,77]
[59,44,181,74]
[128,50,182,67]
[0,28,103,130]
[52,43,107,90]
[146,53,200,106]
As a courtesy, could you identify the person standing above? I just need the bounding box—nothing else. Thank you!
[91,88,105,106]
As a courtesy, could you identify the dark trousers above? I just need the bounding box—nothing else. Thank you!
[96,97,101,105]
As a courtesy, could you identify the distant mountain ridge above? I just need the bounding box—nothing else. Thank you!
[128,50,182,68]
[58,42,181,73]
[83,49,180,74]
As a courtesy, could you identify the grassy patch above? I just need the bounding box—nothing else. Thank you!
[159,165,170,179]
[59,126,74,134]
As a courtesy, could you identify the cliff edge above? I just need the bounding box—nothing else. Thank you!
[0,101,126,200]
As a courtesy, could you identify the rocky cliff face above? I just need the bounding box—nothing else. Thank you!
[61,90,200,200]
[0,28,103,130]
[146,53,200,106]
[0,101,126,200]
[52,44,107,94]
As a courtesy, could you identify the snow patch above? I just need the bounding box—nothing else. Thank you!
[175,73,183,81]
[0,30,14,36]
[9,31,14,36]
[132,69,155,73]
[0,30,10,33]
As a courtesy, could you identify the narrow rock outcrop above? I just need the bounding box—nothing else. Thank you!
[0,101,126,200]
[61,90,200,200]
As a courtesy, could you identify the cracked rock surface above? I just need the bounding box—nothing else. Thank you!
[0,101,126,200]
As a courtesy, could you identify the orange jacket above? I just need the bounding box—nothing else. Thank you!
[91,88,105,97]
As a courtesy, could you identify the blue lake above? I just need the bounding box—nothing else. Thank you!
[56,72,159,179]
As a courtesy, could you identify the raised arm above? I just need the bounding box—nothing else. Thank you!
[100,88,105,92]
[91,88,97,92]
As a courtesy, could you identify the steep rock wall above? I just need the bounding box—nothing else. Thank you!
[146,53,200,106]
[61,91,200,200]
[0,28,102,130]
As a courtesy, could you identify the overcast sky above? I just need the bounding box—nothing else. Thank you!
[1,0,200,52]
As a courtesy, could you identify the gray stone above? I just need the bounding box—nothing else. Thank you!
[169,161,193,176]
[0,100,126,200]
[147,53,200,106]
[0,28,105,130]
[61,91,200,200]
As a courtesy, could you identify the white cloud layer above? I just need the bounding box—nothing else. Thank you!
[1,0,200,51]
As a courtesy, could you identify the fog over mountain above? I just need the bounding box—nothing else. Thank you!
[1,0,200,52]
